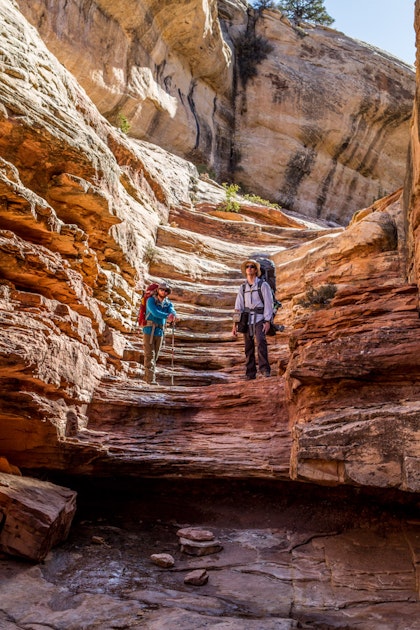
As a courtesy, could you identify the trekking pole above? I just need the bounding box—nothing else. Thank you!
[131,275,141,333]
[130,287,136,333]
[170,321,175,386]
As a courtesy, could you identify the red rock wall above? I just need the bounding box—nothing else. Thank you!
[406,0,420,286]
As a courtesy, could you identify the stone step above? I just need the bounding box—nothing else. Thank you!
[68,378,292,477]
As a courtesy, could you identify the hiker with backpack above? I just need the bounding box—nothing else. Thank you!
[140,281,177,385]
[232,258,273,380]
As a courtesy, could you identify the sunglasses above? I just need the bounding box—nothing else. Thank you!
[246,264,256,269]
[158,288,170,293]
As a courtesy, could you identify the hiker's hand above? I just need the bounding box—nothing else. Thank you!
[263,322,270,335]
[232,324,237,337]
[167,314,175,323]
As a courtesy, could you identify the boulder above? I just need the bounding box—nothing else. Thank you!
[184,568,209,586]
[150,553,175,568]
[0,473,77,562]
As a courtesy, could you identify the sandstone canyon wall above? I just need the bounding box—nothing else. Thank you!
[16,0,415,224]
[0,0,419,500]
[407,0,420,288]
[236,10,414,223]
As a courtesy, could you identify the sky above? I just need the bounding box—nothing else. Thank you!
[323,0,416,66]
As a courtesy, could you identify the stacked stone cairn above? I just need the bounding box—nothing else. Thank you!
[176,527,223,556]
[177,527,223,585]
[150,527,223,586]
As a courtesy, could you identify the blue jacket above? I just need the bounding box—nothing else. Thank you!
[143,295,176,337]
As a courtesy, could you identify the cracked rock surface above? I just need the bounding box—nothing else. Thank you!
[1,479,419,629]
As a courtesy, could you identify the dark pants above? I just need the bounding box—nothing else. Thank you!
[143,333,164,383]
[244,321,270,378]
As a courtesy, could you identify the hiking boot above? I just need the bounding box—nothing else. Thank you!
[245,375,256,380]
[260,371,271,378]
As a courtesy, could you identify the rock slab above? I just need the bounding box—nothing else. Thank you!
[176,527,215,541]
[0,473,77,561]
[179,537,223,557]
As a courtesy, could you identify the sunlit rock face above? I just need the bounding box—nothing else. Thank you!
[16,0,414,224]
[237,11,415,224]
[0,0,298,475]
[16,0,236,179]
[0,0,188,467]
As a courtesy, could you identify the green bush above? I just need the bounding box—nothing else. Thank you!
[243,193,282,210]
[218,183,241,213]
[252,0,277,9]
[196,164,217,181]
[118,114,131,134]
[143,242,157,266]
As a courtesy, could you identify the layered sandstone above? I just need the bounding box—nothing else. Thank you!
[16,0,414,223]
[0,0,294,476]
[237,13,414,223]
[1,0,420,625]
[265,185,419,492]
[16,0,236,178]
[0,0,419,499]
[406,0,420,287]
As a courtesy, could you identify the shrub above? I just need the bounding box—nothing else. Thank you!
[196,164,217,181]
[118,114,131,134]
[276,0,334,26]
[252,0,277,9]
[143,242,157,266]
[236,31,273,87]
[298,283,337,308]
[243,193,282,210]
[218,183,241,213]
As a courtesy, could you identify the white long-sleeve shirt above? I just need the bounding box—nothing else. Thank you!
[234,279,273,324]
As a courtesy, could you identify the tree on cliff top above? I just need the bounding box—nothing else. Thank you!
[252,0,277,8]
[252,0,334,26]
[276,0,334,25]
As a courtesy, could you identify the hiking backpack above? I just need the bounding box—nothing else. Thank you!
[240,255,283,335]
[251,255,282,314]
[253,255,276,294]
[137,283,159,327]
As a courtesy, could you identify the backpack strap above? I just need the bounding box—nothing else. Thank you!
[257,277,264,304]
[241,279,264,300]
[243,278,264,302]
[145,295,156,323]
[241,279,265,314]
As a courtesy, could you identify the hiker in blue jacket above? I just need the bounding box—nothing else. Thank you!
[232,259,273,380]
[143,281,176,385]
